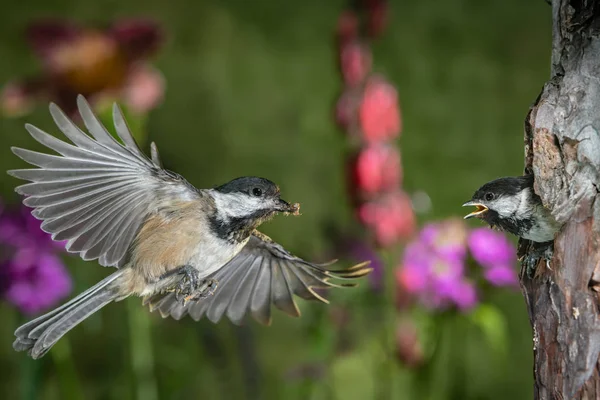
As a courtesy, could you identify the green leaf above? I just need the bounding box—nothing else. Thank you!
[468,304,508,357]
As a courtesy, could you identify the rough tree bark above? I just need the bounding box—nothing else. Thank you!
[519,1,600,399]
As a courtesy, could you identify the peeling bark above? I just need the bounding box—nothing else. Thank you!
[520,1,600,399]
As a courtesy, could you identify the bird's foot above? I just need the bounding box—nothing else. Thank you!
[173,265,201,303]
[161,266,218,304]
[181,278,219,304]
[521,242,554,279]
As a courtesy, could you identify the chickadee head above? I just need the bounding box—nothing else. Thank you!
[462,175,534,226]
[212,176,299,224]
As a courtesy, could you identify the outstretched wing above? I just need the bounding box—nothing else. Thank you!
[8,95,199,267]
[145,232,372,325]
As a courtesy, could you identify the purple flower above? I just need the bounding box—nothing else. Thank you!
[397,238,474,311]
[0,205,72,315]
[396,241,430,294]
[1,248,71,315]
[0,206,66,252]
[483,265,518,287]
[345,240,384,291]
[419,219,468,262]
[449,280,478,311]
[467,228,515,268]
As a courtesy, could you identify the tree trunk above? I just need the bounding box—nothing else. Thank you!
[520,1,600,399]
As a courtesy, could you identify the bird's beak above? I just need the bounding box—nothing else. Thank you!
[462,201,488,219]
[275,199,301,215]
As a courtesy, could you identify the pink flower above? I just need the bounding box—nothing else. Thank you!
[351,144,401,196]
[358,191,415,247]
[1,18,165,118]
[359,76,402,142]
[467,228,516,268]
[339,41,372,86]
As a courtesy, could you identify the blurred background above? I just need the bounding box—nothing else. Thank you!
[0,0,551,399]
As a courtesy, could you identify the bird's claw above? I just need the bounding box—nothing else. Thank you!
[161,266,219,304]
[181,279,219,305]
[521,242,554,279]
[174,265,200,303]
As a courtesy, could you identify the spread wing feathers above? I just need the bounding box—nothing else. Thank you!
[8,95,198,267]
[144,233,372,325]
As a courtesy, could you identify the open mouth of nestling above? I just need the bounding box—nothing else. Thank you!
[462,201,488,219]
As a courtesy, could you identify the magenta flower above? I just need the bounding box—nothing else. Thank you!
[467,228,516,268]
[1,18,165,118]
[397,238,476,311]
[450,280,478,311]
[0,205,71,315]
[1,248,71,315]
[419,219,468,262]
[483,265,519,287]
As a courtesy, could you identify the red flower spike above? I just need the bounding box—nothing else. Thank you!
[364,0,389,37]
[351,144,401,195]
[339,41,372,87]
[358,191,415,247]
[336,11,360,44]
[359,76,402,142]
[335,89,361,130]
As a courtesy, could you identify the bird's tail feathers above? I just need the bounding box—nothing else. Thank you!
[13,269,125,359]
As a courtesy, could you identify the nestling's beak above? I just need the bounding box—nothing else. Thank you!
[462,201,488,219]
[275,199,301,215]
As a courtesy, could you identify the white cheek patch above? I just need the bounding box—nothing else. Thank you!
[211,191,270,220]
[489,188,532,218]
[516,188,533,217]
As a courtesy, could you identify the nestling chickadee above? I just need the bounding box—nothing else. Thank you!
[462,174,561,276]
[8,95,372,359]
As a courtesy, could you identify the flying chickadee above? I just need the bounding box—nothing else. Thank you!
[462,175,561,276]
[8,95,372,359]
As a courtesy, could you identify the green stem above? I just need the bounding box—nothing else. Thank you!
[127,300,158,400]
[19,356,39,400]
[376,250,396,400]
[51,339,85,400]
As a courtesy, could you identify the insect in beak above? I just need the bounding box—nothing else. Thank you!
[275,199,301,216]
[462,201,489,219]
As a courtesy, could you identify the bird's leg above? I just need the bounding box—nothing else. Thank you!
[521,241,554,278]
[184,278,219,303]
[173,265,200,302]
[160,266,219,304]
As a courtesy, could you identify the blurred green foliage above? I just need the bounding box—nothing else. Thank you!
[0,0,551,399]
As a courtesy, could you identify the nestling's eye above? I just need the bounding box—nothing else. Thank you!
[485,192,495,201]
[252,187,263,197]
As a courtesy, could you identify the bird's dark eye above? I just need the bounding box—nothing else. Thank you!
[485,192,495,201]
[252,187,263,197]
